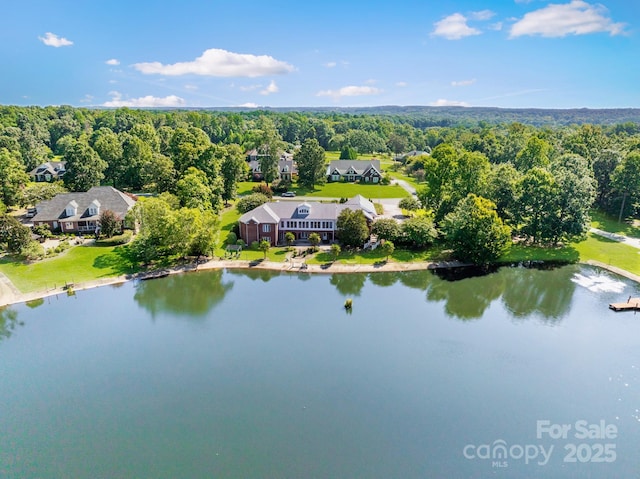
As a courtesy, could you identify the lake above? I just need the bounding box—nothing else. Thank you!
[1,265,639,478]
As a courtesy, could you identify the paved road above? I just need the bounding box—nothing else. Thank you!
[590,227,640,249]
[391,179,416,196]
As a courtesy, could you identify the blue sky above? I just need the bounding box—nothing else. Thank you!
[1,0,638,109]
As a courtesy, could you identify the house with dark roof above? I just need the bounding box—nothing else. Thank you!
[29,161,66,182]
[238,195,376,246]
[326,160,382,183]
[32,186,137,234]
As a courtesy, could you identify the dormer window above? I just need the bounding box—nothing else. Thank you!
[297,203,311,216]
[65,200,78,217]
[88,199,101,216]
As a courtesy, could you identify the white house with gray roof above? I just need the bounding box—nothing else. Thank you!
[32,186,137,234]
[238,195,376,246]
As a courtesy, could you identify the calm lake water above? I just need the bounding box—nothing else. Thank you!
[1,265,639,479]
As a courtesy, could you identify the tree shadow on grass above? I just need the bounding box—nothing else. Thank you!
[92,247,138,276]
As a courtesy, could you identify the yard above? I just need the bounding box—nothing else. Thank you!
[0,244,135,293]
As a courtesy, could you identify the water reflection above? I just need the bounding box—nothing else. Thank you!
[134,270,233,318]
[500,265,577,321]
[368,272,399,287]
[0,307,22,341]
[330,273,367,296]
[427,270,506,320]
[227,268,281,282]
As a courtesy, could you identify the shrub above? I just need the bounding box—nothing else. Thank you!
[21,241,45,261]
[237,193,270,214]
[226,232,238,245]
[399,196,421,211]
[251,183,273,198]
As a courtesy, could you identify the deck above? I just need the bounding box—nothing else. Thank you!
[609,297,640,311]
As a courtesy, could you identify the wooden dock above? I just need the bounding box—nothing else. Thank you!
[609,297,640,311]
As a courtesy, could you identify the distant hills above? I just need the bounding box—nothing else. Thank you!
[199,105,640,126]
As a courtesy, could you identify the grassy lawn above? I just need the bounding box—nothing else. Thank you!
[306,246,450,265]
[236,181,256,196]
[499,244,580,263]
[0,245,135,293]
[590,209,640,238]
[292,182,405,198]
[573,233,640,276]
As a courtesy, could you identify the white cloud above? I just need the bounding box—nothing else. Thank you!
[239,102,259,108]
[184,84,198,91]
[364,79,377,85]
[133,48,295,77]
[80,94,94,104]
[430,99,470,107]
[470,9,495,21]
[325,61,337,68]
[103,91,186,107]
[489,22,503,31]
[451,78,477,87]
[260,80,279,95]
[105,59,120,66]
[316,85,383,99]
[396,81,408,87]
[510,0,625,38]
[432,13,481,40]
[38,32,73,47]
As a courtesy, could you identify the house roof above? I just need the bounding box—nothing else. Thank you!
[326,159,381,175]
[239,197,376,224]
[33,186,137,223]
[248,158,298,174]
[29,161,66,177]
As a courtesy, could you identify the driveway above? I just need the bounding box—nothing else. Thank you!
[590,228,640,249]
[391,179,416,196]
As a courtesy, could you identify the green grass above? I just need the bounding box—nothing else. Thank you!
[236,181,257,196]
[499,244,580,263]
[573,233,640,276]
[0,245,135,293]
[292,182,405,199]
[590,209,640,238]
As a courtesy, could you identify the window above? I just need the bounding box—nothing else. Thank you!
[263,224,271,233]
[373,176,379,183]
[65,222,73,229]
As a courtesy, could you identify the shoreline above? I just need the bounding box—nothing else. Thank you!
[1,258,638,309]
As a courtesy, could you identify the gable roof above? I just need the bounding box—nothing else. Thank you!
[33,186,137,223]
[29,161,66,177]
[326,159,381,175]
[238,197,376,224]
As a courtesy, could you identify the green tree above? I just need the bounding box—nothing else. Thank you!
[485,163,520,223]
[514,137,551,171]
[63,140,107,192]
[0,148,29,207]
[0,214,31,253]
[400,215,438,248]
[514,167,559,244]
[248,117,284,184]
[308,232,321,250]
[99,209,121,238]
[398,196,420,211]
[336,209,369,247]
[140,153,176,193]
[611,152,640,222]
[21,241,45,261]
[295,138,326,189]
[258,239,270,259]
[380,240,395,261]
[20,182,67,208]
[592,149,622,209]
[339,146,358,159]
[92,128,124,188]
[236,193,270,214]
[285,231,295,248]
[330,243,341,261]
[371,218,400,242]
[219,144,247,204]
[175,167,217,211]
[443,194,511,264]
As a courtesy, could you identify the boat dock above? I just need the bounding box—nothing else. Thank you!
[609,297,640,311]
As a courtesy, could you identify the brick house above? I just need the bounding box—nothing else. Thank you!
[238,195,376,246]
